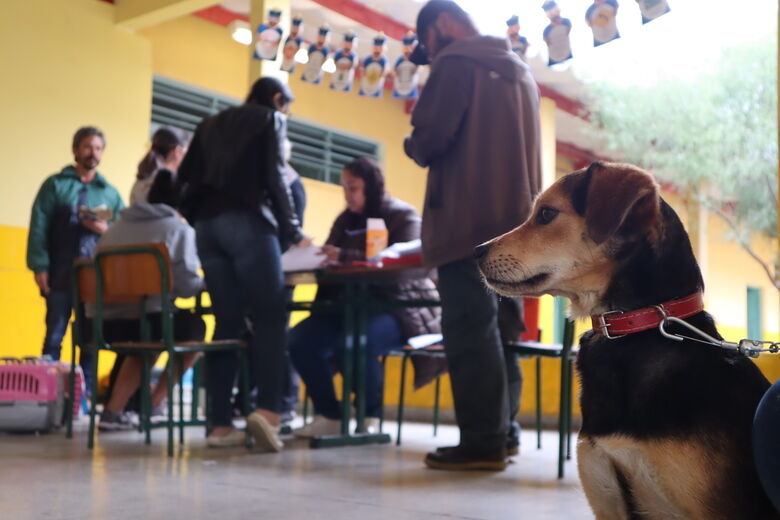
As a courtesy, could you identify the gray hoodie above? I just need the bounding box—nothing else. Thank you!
[404,36,542,267]
[89,203,205,319]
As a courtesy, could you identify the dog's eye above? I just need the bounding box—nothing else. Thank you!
[536,206,559,225]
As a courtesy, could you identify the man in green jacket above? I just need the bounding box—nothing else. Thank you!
[27,127,124,382]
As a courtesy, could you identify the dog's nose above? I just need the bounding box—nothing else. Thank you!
[474,243,490,261]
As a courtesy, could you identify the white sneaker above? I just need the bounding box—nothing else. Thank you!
[293,415,341,438]
[206,429,246,448]
[363,417,381,434]
[247,412,284,452]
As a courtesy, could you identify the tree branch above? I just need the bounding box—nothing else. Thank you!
[711,206,780,289]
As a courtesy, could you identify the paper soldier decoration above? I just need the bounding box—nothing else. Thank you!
[635,0,670,24]
[586,0,620,47]
[542,1,573,66]
[253,8,283,61]
[359,33,388,98]
[280,15,304,73]
[331,31,358,92]
[506,15,530,62]
[392,32,420,99]
[302,24,330,85]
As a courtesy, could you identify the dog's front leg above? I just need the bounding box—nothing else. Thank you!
[578,436,633,520]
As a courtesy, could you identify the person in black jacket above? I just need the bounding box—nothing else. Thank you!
[176,77,309,451]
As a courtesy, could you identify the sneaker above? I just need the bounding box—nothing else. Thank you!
[150,404,167,425]
[206,429,246,448]
[425,445,509,471]
[293,415,341,439]
[247,412,284,452]
[362,417,381,434]
[98,410,137,432]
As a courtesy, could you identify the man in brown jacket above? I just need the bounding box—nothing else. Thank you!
[404,0,542,470]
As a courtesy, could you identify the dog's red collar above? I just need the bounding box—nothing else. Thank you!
[591,292,705,339]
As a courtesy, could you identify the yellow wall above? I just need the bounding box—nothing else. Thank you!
[0,0,152,377]
[1,5,776,419]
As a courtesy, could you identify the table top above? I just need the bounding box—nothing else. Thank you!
[284,260,432,286]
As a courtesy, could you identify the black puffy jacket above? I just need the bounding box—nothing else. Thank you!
[176,103,303,248]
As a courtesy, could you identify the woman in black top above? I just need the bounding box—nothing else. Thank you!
[177,77,309,451]
[290,157,440,438]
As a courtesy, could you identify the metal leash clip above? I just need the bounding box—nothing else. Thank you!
[737,339,780,359]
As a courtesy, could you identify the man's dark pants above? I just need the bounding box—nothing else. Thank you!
[437,257,521,453]
[43,290,94,393]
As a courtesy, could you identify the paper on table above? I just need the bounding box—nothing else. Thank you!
[281,245,327,273]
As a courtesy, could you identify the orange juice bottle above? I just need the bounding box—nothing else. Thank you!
[366,218,388,260]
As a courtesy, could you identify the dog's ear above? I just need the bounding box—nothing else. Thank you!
[583,162,662,245]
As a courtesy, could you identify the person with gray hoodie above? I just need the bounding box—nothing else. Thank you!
[94,170,206,431]
[404,0,542,470]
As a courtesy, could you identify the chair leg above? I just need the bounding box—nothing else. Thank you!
[167,353,175,457]
[395,352,410,446]
[142,355,151,444]
[379,355,387,433]
[66,340,77,439]
[87,349,99,451]
[178,354,185,445]
[191,359,201,422]
[566,359,574,460]
[557,355,570,479]
[536,356,542,450]
[432,376,441,437]
[302,388,309,425]
[239,349,251,449]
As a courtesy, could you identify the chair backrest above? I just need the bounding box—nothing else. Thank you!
[94,243,173,301]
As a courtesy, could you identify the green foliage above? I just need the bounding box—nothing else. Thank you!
[585,37,778,245]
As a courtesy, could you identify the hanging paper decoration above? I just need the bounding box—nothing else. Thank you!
[253,8,283,61]
[280,15,304,73]
[506,15,530,62]
[635,0,670,24]
[302,24,331,85]
[359,33,388,98]
[586,0,620,47]
[392,32,420,99]
[542,1,573,66]
[331,31,358,92]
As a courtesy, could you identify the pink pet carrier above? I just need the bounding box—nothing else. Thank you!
[0,357,84,432]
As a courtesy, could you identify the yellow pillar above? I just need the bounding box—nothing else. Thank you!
[686,196,708,284]
[248,0,291,87]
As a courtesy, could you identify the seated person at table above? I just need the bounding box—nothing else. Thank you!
[94,170,206,431]
[290,157,441,438]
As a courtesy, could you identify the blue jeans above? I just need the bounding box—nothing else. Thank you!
[43,291,72,361]
[195,209,287,427]
[43,290,94,392]
[438,258,510,452]
[289,312,402,419]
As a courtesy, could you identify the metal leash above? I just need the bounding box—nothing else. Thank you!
[658,316,780,358]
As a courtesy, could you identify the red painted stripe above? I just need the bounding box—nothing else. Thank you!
[556,140,608,170]
[539,84,587,120]
[194,5,249,26]
[309,0,414,41]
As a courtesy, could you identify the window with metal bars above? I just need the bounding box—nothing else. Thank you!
[150,76,380,185]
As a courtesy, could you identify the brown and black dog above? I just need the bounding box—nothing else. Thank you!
[476,162,777,519]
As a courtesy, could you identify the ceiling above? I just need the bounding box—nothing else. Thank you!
[218,0,598,155]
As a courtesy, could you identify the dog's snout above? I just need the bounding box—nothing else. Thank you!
[474,242,490,261]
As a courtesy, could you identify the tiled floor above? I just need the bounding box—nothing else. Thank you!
[0,420,592,519]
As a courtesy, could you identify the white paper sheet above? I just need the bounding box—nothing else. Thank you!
[281,245,327,273]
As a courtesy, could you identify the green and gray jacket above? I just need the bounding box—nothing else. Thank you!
[27,165,124,291]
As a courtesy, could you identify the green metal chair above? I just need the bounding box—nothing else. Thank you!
[504,317,577,479]
[67,243,249,457]
[382,319,577,479]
